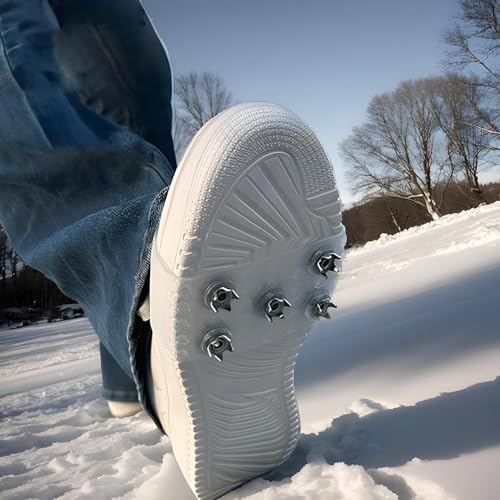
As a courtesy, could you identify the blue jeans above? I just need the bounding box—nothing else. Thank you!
[0,0,176,422]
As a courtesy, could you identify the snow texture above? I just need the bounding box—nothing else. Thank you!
[1,202,500,499]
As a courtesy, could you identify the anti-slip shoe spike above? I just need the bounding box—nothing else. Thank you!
[205,283,240,312]
[314,296,337,319]
[264,296,292,322]
[150,102,346,500]
[314,250,342,278]
[201,329,235,362]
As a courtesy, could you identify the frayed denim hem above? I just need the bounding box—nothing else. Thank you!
[127,187,169,430]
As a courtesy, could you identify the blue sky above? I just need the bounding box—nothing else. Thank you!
[142,0,461,203]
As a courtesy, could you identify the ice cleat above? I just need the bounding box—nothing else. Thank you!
[205,283,240,312]
[264,295,292,322]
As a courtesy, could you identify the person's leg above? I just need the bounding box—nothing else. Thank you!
[100,342,144,416]
[99,342,139,402]
[0,0,175,416]
[49,0,176,167]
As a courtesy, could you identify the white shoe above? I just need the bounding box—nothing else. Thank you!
[107,400,142,418]
[149,102,345,499]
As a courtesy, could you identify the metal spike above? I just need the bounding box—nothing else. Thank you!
[201,329,234,362]
[265,296,292,322]
[206,283,239,312]
[314,296,337,319]
[314,250,342,278]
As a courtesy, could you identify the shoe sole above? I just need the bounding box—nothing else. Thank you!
[150,102,345,499]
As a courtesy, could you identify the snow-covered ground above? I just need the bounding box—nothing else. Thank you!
[1,202,499,500]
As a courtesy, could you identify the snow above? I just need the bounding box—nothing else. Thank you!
[1,201,500,500]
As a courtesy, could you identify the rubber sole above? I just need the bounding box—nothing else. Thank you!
[150,102,345,499]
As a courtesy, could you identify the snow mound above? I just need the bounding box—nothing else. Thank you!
[348,201,500,255]
[228,462,397,500]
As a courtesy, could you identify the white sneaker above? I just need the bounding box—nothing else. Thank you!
[149,102,345,499]
[107,400,142,418]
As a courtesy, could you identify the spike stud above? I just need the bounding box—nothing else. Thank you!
[312,295,337,319]
[313,249,342,278]
[201,328,235,362]
[264,296,292,322]
[205,282,240,312]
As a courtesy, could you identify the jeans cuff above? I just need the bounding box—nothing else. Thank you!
[102,388,139,402]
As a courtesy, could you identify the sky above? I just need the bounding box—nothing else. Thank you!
[142,0,462,203]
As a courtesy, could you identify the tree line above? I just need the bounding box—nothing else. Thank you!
[0,226,71,321]
[343,180,500,247]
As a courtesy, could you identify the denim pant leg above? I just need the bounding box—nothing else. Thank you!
[100,342,140,402]
[0,1,175,416]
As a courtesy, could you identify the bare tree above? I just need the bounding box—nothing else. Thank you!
[7,245,19,283]
[429,74,494,204]
[174,72,234,157]
[0,226,7,284]
[0,226,18,282]
[443,0,500,134]
[172,118,192,160]
[381,193,403,232]
[341,79,450,220]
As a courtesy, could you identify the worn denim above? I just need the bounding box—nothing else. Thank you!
[0,0,176,418]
